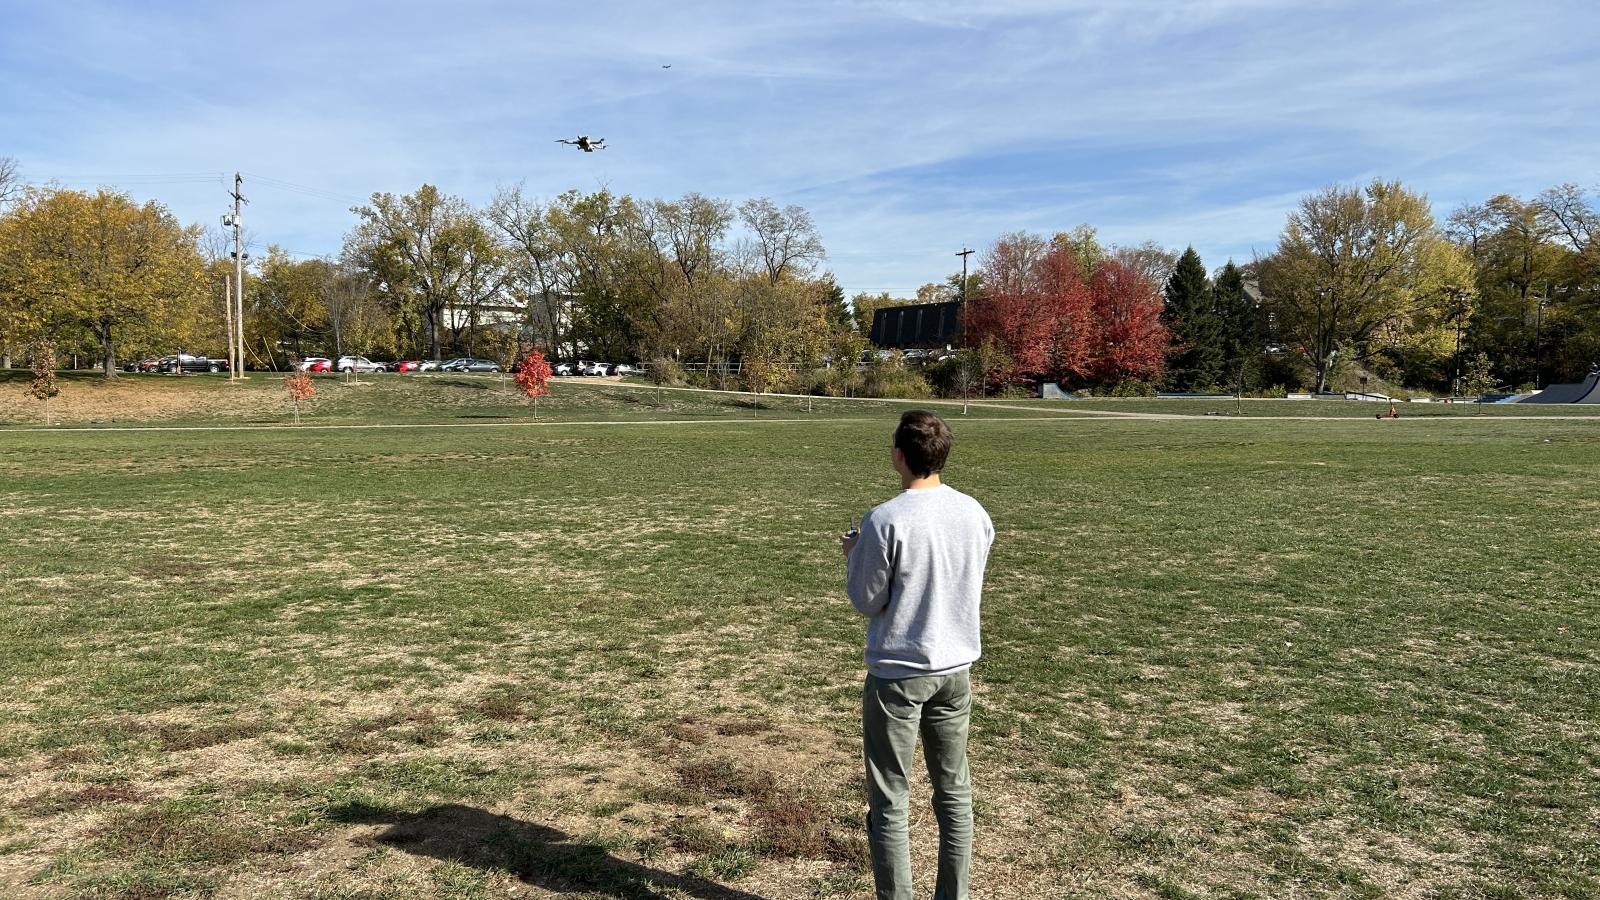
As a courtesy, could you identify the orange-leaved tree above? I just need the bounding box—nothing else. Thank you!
[284,371,315,424]
[29,340,59,425]
[514,350,552,418]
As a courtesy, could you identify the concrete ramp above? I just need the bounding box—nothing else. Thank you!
[1517,373,1600,403]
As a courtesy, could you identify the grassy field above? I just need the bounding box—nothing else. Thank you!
[6,371,1600,430]
[1,377,1597,899]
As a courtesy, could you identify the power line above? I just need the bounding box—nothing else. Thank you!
[51,171,225,179]
[241,172,368,205]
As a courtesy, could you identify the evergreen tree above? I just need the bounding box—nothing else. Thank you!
[1213,261,1259,391]
[1162,247,1222,389]
[820,275,851,330]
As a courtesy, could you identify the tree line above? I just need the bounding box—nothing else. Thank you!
[2,156,1595,398]
[1162,180,1599,396]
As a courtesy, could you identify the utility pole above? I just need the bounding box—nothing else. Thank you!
[956,247,974,351]
[228,173,248,379]
[956,248,974,302]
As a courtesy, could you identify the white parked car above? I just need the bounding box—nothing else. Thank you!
[335,356,386,373]
[582,361,611,376]
[611,363,640,377]
[552,362,575,376]
[418,360,441,372]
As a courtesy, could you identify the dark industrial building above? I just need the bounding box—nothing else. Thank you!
[869,300,963,349]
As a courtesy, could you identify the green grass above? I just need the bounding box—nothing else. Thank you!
[1,378,1597,898]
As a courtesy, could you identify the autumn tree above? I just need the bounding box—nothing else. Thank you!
[1162,247,1221,389]
[0,187,206,377]
[346,185,498,361]
[546,189,640,364]
[1257,180,1469,393]
[0,157,20,209]
[322,262,389,359]
[966,233,1095,385]
[255,249,332,366]
[488,185,575,359]
[513,349,552,417]
[1053,225,1105,280]
[29,340,59,424]
[1115,241,1179,288]
[1089,258,1168,384]
[738,198,825,284]
[283,370,314,424]
[621,192,735,362]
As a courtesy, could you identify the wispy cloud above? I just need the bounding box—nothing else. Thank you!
[2,0,1595,294]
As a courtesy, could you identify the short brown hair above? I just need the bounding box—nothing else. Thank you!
[894,410,952,478]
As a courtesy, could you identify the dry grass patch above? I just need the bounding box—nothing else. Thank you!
[675,757,780,802]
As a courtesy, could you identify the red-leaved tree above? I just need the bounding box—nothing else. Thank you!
[514,350,552,418]
[1088,258,1168,384]
[966,236,1095,384]
[284,371,315,424]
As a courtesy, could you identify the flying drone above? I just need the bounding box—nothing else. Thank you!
[556,136,605,152]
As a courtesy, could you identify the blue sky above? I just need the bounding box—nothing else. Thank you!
[3,0,1596,295]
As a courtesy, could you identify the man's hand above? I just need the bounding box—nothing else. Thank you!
[840,531,860,558]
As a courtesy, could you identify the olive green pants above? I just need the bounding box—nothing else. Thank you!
[862,671,972,900]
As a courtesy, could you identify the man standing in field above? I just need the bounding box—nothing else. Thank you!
[842,410,995,900]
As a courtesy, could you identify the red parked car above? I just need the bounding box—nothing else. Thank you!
[394,360,423,373]
[308,359,331,373]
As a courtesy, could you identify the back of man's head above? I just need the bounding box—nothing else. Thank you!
[894,410,952,478]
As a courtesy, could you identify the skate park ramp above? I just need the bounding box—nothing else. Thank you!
[1516,372,1600,403]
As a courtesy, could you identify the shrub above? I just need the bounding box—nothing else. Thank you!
[1109,379,1157,397]
[648,357,687,387]
[861,365,932,399]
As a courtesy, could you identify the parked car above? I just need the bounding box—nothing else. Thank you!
[611,363,641,377]
[394,360,423,373]
[309,359,332,373]
[552,362,575,376]
[123,356,161,373]
[510,357,556,374]
[335,356,387,373]
[440,357,501,373]
[161,353,230,374]
[298,357,332,372]
[581,361,611,376]
[418,360,441,372]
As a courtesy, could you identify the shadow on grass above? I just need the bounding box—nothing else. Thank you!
[331,802,768,899]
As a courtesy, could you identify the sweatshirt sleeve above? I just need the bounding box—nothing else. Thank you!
[846,514,894,617]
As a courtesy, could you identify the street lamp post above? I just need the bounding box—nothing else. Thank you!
[1313,286,1330,393]
[1534,286,1549,390]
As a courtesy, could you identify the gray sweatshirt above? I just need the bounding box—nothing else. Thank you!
[846,484,994,679]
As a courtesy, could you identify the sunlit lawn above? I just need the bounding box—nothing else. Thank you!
[1,381,1596,898]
